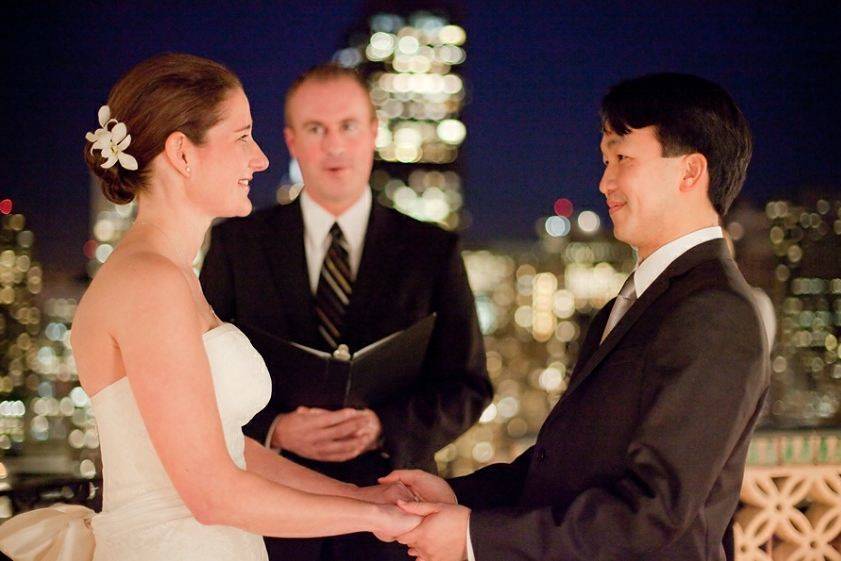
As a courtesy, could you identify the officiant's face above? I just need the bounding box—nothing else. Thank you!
[284,77,378,210]
[599,125,686,256]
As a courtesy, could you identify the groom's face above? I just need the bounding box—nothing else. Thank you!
[599,126,687,258]
[284,77,378,210]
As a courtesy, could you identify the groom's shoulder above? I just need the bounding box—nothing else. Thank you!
[674,254,754,304]
[663,256,764,340]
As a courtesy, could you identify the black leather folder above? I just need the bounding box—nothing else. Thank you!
[237,314,436,409]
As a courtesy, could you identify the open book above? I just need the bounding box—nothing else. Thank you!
[237,314,436,409]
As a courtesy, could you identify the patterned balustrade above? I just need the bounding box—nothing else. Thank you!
[737,431,841,560]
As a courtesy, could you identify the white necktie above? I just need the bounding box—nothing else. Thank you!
[601,272,637,343]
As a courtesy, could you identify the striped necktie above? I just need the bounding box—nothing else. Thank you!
[315,223,353,349]
[601,272,637,343]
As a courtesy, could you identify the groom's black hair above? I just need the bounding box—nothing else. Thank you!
[600,73,752,216]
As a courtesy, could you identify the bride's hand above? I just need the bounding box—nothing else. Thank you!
[355,481,416,504]
[379,469,457,505]
[372,504,422,543]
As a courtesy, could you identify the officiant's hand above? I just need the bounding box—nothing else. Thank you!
[272,407,375,461]
[379,470,457,505]
[354,408,384,454]
[395,500,469,561]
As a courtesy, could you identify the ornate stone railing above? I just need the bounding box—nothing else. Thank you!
[737,431,841,560]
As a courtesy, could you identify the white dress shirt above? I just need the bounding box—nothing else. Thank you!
[299,187,371,294]
[263,187,372,448]
[631,226,723,297]
[465,225,723,561]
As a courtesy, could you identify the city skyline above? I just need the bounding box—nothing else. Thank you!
[3,2,840,280]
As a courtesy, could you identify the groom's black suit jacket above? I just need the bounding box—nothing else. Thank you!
[201,197,491,475]
[450,239,769,561]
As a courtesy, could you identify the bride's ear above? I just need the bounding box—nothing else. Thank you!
[163,132,194,178]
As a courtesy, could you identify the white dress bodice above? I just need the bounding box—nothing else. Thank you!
[89,323,272,561]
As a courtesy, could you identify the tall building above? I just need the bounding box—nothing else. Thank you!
[350,11,467,229]
[0,202,96,517]
[765,198,841,427]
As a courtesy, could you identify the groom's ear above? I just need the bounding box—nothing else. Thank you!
[679,152,708,193]
[163,131,193,178]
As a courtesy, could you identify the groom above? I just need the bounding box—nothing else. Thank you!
[384,73,769,561]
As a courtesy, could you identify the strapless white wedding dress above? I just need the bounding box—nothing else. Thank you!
[0,323,272,561]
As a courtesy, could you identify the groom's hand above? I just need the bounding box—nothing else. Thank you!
[379,470,457,504]
[396,500,469,561]
[271,407,376,461]
[355,481,415,505]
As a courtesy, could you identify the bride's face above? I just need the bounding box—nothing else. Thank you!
[189,88,269,217]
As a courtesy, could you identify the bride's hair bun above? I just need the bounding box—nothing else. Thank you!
[83,53,242,204]
[84,150,135,204]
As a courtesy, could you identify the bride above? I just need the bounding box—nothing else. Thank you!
[0,53,420,561]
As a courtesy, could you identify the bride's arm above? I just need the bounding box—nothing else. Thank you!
[243,437,357,497]
[243,432,415,505]
[113,257,417,538]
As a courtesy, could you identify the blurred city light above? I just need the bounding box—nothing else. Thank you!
[577,210,600,233]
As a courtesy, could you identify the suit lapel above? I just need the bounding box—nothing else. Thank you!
[560,278,671,401]
[258,200,319,342]
[557,239,731,406]
[575,304,612,370]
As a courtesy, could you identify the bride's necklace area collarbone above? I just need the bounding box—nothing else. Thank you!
[135,220,221,325]
[135,220,195,267]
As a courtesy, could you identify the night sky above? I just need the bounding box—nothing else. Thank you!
[3,1,840,280]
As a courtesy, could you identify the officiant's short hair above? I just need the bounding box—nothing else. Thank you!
[284,63,375,124]
[600,73,752,216]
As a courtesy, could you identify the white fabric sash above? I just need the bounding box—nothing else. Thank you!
[0,504,95,561]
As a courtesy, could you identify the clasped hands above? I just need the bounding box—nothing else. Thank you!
[271,406,382,462]
[272,411,468,560]
[365,470,470,561]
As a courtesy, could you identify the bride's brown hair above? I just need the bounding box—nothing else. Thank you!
[83,53,242,204]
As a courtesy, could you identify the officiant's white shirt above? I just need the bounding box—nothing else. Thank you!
[300,186,371,294]
[465,225,722,561]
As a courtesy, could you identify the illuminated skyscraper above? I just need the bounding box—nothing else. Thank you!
[0,203,96,512]
[766,198,841,427]
[0,207,41,459]
[353,11,467,229]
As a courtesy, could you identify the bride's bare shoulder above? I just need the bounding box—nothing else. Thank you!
[74,247,191,336]
[104,247,185,286]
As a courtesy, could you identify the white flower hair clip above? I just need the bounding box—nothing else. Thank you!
[85,105,138,171]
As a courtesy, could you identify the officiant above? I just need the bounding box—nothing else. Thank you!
[200,63,492,561]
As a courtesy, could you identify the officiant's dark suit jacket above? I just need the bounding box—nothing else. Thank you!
[200,195,492,561]
[450,239,769,561]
